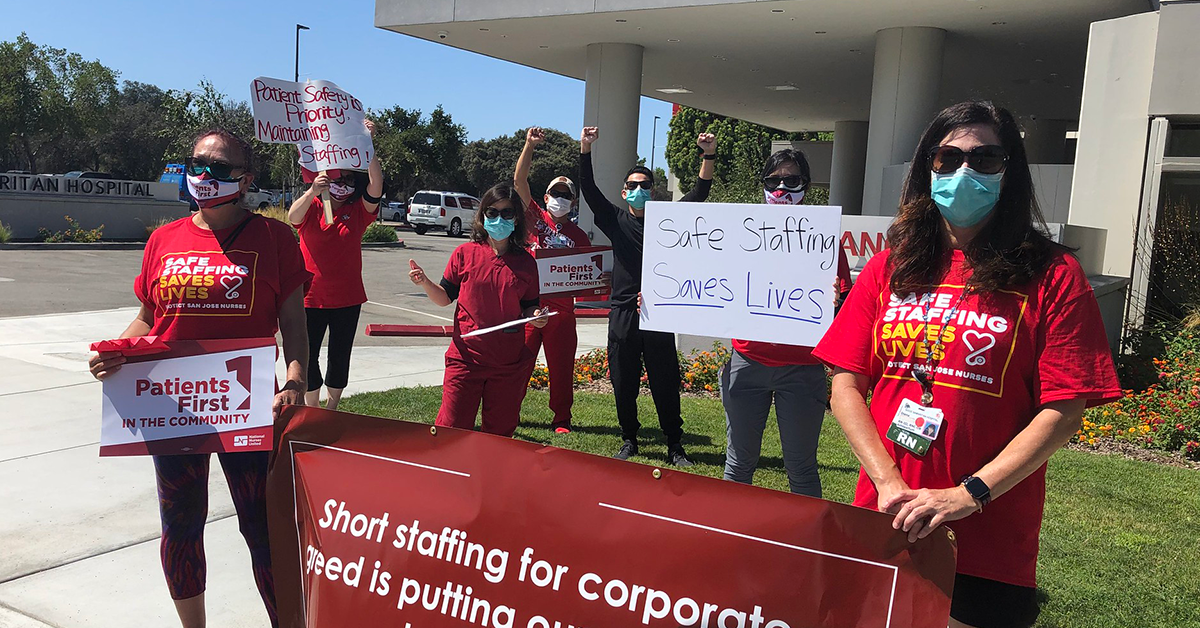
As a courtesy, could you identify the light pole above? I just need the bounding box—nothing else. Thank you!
[650,115,661,173]
[294,24,309,82]
[292,24,309,203]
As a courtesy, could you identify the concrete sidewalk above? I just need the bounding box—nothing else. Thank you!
[0,308,607,627]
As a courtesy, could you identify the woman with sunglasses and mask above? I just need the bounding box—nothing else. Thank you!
[813,101,1119,628]
[719,149,853,498]
[287,119,384,411]
[88,128,310,628]
[408,183,550,436]
[512,126,594,433]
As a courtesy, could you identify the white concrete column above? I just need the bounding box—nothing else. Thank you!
[829,121,869,215]
[862,27,946,215]
[1021,118,1071,164]
[581,42,644,245]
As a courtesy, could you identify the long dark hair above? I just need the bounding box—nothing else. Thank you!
[470,182,529,248]
[886,101,1059,295]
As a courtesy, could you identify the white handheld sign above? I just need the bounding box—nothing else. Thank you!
[640,201,843,347]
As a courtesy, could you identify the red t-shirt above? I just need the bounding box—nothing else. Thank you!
[135,215,311,341]
[525,199,591,312]
[442,241,541,367]
[294,198,372,309]
[812,248,1120,587]
[732,248,854,366]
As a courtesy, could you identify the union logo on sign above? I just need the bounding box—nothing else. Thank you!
[233,435,249,447]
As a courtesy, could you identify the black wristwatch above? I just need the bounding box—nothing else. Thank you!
[702,153,717,160]
[960,476,992,509]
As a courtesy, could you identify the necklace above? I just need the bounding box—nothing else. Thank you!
[912,289,969,406]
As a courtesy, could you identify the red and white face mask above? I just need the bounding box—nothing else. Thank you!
[764,188,806,205]
[187,174,242,208]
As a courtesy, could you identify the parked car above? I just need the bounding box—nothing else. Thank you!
[64,171,113,179]
[405,191,480,237]
[242,184,273,209]
[383,201,407,223]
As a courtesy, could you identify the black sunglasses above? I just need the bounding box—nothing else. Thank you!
[184,156,245,182]
[762,175,806,191]
[624,180,653,190]
[484,207,517,220]
[928,145,1008,175]
[547,189,575,200]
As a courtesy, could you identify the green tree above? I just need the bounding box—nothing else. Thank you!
[0,33,118,174]
[463,127,579,200]
[666,106,831,204]
[370,104,469,201]
[100,81,171,180]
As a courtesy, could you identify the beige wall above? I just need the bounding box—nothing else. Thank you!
[1149,1,1200,116]
[1,196,190,241]
[1067,12,1159,278]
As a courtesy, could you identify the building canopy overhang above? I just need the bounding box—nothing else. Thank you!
[376,0,1149,131]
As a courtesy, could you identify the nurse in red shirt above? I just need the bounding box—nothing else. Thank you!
[813,102,1121,628]
[513,127,594,433]
[408,182,549,436]
[721,148,853,498]
[88,128,310,628]
[287,119,384,410]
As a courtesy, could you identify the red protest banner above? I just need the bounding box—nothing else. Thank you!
[267,407,956,628]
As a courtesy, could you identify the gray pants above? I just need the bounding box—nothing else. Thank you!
[721,351,827,497]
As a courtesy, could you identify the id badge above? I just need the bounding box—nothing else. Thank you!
[886,399,945,456]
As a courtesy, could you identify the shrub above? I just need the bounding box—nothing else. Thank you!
[38,215,104,243]
[143,217,172,240]
[1078,319,1200,460]
[362,221,398,243]
[0,221,11,244]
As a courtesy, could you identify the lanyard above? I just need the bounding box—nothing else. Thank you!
[912,289,969,406]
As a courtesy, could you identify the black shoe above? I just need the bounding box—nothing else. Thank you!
[667,445,694,468]
[613,440,638,460]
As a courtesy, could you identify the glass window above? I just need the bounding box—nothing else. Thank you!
[459,198,474,210]
[412,192,439,205]
[444,196,459,208]
[1167,125,1200,157]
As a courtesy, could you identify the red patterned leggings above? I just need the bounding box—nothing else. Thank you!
[152,452,277,626]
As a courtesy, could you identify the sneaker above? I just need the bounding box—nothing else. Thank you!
[613,440,638,460]
[554,426,571,434]
[667,445,694,468]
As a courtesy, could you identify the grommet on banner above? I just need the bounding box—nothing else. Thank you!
[430,426,437,436]
[652,469,662,479]
[945,529,956,543]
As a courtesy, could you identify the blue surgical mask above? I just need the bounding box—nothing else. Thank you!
[625,187,650,210]
[930,166,1003,228]
[483,216,515,241]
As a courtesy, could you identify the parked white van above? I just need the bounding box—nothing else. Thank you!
[406,190,480,237]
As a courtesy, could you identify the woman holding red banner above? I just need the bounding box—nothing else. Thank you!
[288,119,384,411]
[720,148,853,498]
[813,101,1120,628]
[408,182,551,436]
[512,126,593,433]
[87,128,309,628]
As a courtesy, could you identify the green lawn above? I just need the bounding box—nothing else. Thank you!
[339,387,1200,628]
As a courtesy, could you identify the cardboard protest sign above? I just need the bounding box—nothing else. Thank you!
[94,337,276,456]
[251,77,373,173]
[534,245,612,297]
[640,201,843,346]
[268,406,957,628]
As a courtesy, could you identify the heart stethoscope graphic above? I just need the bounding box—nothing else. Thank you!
[221,275,244,299]
[961,330,997,366]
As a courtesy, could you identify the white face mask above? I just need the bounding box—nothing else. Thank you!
[329,182,355,201]
[546,196,572,217]
[187,174,242,208]
[764,188,806,205]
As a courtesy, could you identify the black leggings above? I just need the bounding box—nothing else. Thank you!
[306,304,361,391]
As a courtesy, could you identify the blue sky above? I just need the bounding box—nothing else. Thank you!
[3,0,673,164]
